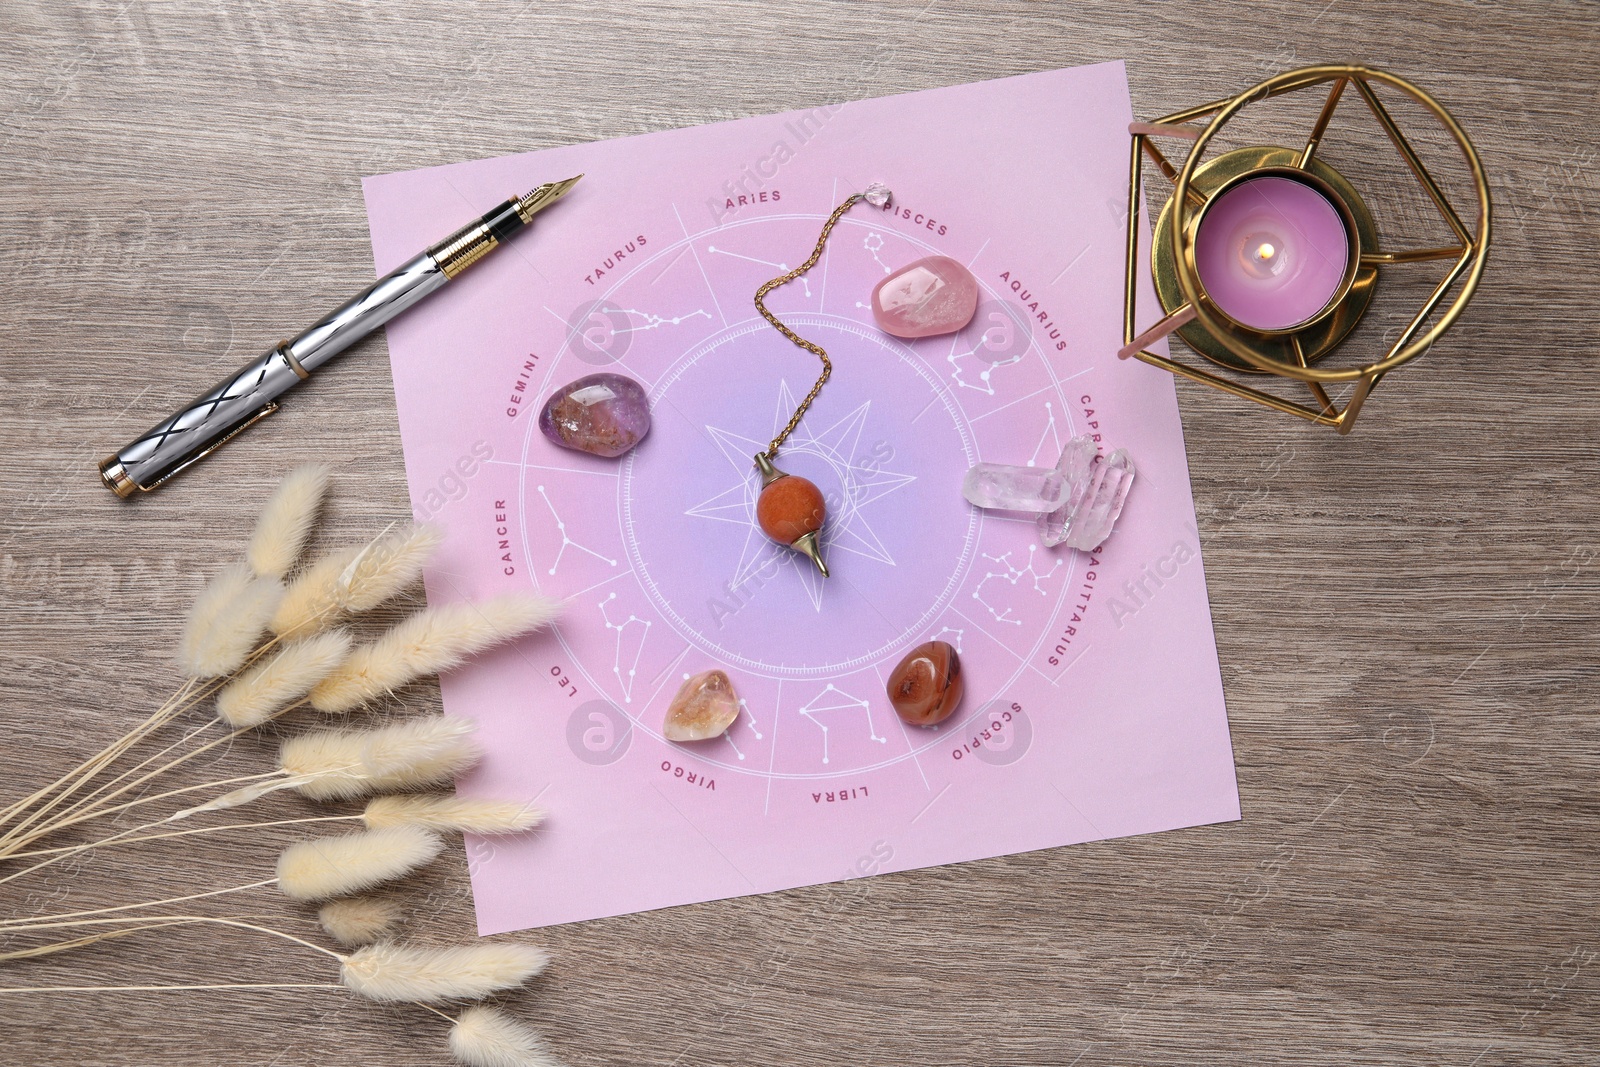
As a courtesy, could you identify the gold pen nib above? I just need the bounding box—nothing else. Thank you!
[516,174,583,222]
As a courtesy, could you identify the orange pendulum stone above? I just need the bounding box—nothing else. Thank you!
[754,452,829,577]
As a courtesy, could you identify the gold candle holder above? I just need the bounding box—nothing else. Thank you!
[1120,65,1491,433]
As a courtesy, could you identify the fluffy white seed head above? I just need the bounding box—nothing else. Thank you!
[247,464,330,579]
[362,794,545,835]
[318,895,403,947]
[340,942,551,1003]
[340,523,444,613]
[449,1007,563,1067]
[309,595,561,713]
[270,524,443,639]
[280,716,483,801]
[178,564,285,678]
[215,630,352,728]
[276,825,442,901]
[271,545,360,639]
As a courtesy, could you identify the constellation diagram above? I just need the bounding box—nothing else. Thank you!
[863,232,892,275]
[798,683,887,765]
[599,593,650,703]
[947,302,1031,396]
[930,626,965,653]
[719,699,763,761]
[707,245,812,297]
[1027,403,1062,467]
[537,484,618,576]
[972,546,1063,625]
[612,306,713,333]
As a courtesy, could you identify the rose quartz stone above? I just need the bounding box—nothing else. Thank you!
[870,256,979,338]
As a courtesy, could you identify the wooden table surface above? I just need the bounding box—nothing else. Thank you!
[2,2,1596,1064]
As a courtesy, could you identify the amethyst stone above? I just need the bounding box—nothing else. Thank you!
[538,372,651,458]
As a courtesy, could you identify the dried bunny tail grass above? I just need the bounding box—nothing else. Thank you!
[310,594,562,713]
[365,742,481,795]
[215,630,353,728]
[318,896,403,947]
[281,716,482,801]
[247,464,330,579]
[362,794,545,835]
[270,523,442,639]
[341,522,444,613]
[340,942,551,1003]
[449,1007,564,1067]
[276,825,442,902]
[270,545,361,638]
[178,564,285,678]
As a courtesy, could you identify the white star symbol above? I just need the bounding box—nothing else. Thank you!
[686,381,916,610]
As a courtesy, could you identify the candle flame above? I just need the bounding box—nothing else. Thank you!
[1254,242,1277,263]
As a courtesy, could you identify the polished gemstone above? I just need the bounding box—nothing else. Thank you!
[663,669,740,742]
[871,256,979,339]
[886,640,963,727]
[539,372,650,458]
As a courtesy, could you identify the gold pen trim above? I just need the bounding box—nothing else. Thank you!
[98,458,140,498]
[430,222,499,279]
[279,341,311,380]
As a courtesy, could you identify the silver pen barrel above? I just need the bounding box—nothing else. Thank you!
[100,251,446,497]
[99,175,582,498]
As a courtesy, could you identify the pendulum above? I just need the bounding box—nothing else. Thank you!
[754,451,829,576]
[750,182,892,578]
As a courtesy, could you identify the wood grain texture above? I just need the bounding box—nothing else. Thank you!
[1,1,1597,1064]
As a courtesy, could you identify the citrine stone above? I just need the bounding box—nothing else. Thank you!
[663,669,740,742]
[887,641,963,727]
[871,255,980,339]
[539,372,651,458]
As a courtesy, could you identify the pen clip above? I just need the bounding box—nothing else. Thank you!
[141,400,281,491]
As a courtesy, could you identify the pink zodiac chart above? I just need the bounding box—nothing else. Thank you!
[363,61,1240,933]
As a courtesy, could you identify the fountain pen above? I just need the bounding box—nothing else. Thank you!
[99,175,583,497]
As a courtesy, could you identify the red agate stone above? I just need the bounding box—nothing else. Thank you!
[886,640,963,726]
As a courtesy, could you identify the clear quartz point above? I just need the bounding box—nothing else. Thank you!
[1039,446,1135,550]
[961,436,1136,551]
[963,436,1095,512]
[862,182,893,207]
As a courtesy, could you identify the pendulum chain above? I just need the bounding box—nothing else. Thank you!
[752,191,872,460]
[746,184,887,579]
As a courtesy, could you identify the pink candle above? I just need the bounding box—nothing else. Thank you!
[1193,175,1351,331]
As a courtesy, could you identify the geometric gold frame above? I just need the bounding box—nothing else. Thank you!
[1120,65,1492,433]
